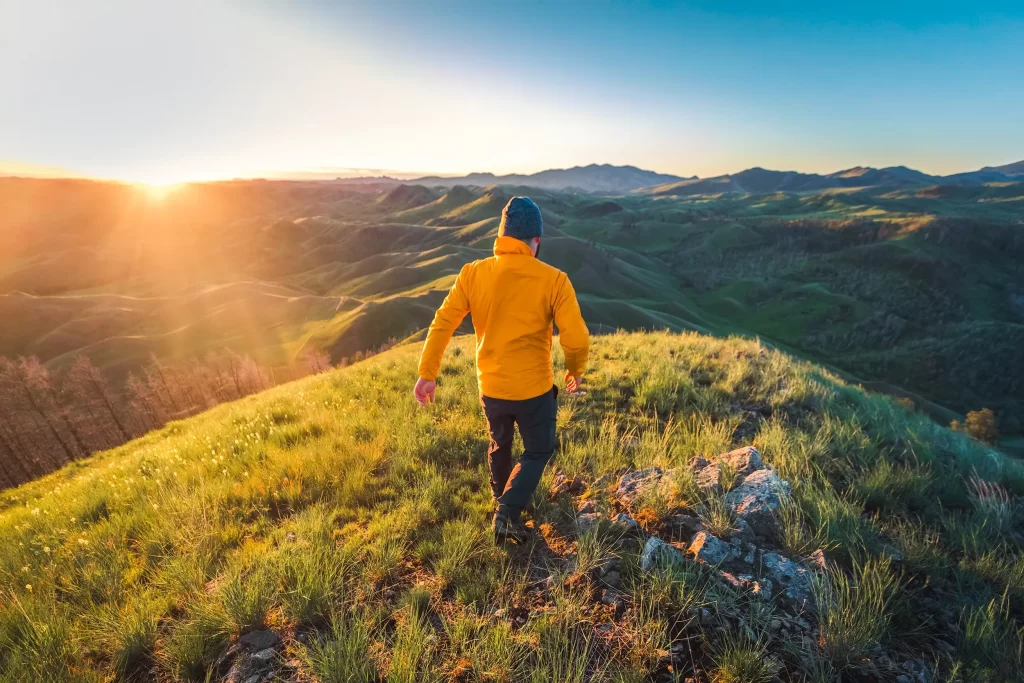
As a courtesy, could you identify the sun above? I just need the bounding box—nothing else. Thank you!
[137,180,184,201]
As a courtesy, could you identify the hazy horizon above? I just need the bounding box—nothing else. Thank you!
[2,1,1023,184]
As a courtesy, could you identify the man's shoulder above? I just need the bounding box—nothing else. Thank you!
[532,258,567,281]
[461,256,496,275]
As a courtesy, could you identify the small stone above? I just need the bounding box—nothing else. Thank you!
[576,513,601,534]
[600,590,618,605]
[285,531,296,543]
[717,446,764,477]
[760,552,811,605]
[602,570,621,587]
[250,648,277,664]
[239,630,280,651]
[770,618,782,632]
[597,623,613,632]
[724,469,790,538]
[687,531,734,566]
[616,467,664,504]
[808,548,827,569]
[568,476,587,494]
[493,608,507,618]
[640,536,685,571]
[693,462,722,493]
[897,676,911,683]
[243,676,264,683]
[613,512,640,530]
[549,472,570,497]
[577,500,597,514]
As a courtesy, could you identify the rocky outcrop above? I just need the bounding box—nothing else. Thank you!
[612,446,821,610]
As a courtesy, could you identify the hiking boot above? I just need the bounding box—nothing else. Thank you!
[492,514,531,543]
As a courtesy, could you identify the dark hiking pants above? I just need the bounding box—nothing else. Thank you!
[482,385,558,521]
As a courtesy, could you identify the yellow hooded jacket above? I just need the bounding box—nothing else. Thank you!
[418,236,590,400]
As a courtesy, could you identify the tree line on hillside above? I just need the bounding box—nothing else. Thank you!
[0,339,397,491]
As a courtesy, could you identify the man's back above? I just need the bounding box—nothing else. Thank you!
[417,234,589,400]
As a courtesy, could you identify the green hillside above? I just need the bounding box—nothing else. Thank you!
[1,177,1022,444]
[2,332,1022,682]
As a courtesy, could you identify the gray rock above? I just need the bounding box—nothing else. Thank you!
[251,648,277,664]
[725,469,790,537]
[576,512,602,534]
[602,570,621,587]
[761,551,811,604]
[238,630,280,651]
[693,462,722,493]
[686,531,735,566]
[640,535,685,571]
[577,499,597,514]
[612,512,639,530]
[718,446,764,478]
[616,467,664,503]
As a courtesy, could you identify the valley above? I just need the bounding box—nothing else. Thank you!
[2,167,1022,445]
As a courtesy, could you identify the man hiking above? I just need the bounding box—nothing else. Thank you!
[413,196,590,542]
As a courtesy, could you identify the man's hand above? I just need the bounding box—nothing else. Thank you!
[413,378,436,406]
[564,371,585,396]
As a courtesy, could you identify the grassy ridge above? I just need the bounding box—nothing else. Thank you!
[1,332,1021,681]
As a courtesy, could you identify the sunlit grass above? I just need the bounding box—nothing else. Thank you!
[0,331,1021,681]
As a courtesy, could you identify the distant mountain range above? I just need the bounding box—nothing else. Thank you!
[409,164,689,193]
[643,162,1024,196]
[377,159,1024,194]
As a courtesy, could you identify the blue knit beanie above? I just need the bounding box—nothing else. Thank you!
[498,196,543,241]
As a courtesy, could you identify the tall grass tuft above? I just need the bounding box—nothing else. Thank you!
[302,611,379,683]
[709,631,776,683]
[811,557,902,668]
[219,561,278,633]
[959,593,1024,678]
[281,546,350,625]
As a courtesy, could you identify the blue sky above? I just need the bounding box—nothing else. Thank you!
[1,1,1022,183]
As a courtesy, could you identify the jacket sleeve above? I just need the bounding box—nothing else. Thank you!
[553,273,590,377]
[418,265,472,381]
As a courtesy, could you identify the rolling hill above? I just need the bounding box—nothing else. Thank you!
[1,169,1022,448]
